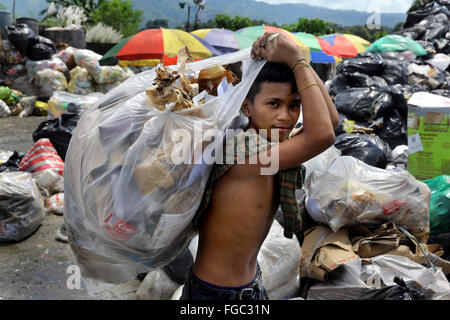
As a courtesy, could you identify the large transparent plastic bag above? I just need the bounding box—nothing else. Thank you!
[64,48,266,285]
[0,171,45,242]
[305,156,431,242]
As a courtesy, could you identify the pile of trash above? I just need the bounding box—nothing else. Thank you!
[398,0,450,56]
[0,23,136,120]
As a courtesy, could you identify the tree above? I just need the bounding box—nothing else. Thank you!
[408,0,432,12]
[282,18,332,35]
[40,0,104,23]
[91,0,143,37]
[145,19,169,29]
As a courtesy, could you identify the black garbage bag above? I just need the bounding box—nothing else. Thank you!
[415,40,437,59]
[0,151,24,173]
[405,3,450,28]
[26,36,57,61]
[334,133,393,168]
[330,74,351,97]
[334,112,377,136]
[334,87,394,122]
[332,72,388,92]
[163,245,194,284]
[382,59,408,85]
[432,89,450,97]
[5,24,36,54]
[360,277,429,300]
[434,38,450,54]
[32,113,81,161]
[374,108,408,150]
[336,52,385,75]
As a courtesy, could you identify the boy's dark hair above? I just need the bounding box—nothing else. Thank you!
[245,62,297,103]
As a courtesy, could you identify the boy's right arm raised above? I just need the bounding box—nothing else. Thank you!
[243,33,336,175]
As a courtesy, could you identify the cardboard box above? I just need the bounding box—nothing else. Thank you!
[407,92,450,180]
[300,226,359,281]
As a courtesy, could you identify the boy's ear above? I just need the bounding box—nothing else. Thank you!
[241,99,251,117]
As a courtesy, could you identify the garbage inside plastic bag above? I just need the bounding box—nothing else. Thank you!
[306,255,449,300]
[373,108,408,150]
[387,144,408,170]
[35,69,68,98]
[45,193,64,215]
[74,49,125,85]
[360,276,427,300]
[366,35,427,56]
[68,66,95,95]
[305,156,431,241]
[46,91,104,118]
[32,169,64,195]
[431,89,450,97]
[64,47,266,285]
[334,87,395,122]
[426,53,450,71]
[33,101,48,116]
[0,39,25,66]
[55,46,78,68]
[334,133,393,169]
[303,145,341,181]
[0,100,11,118]
[404,1,450,29]
[0,171,45,242]
[5,24,36,54]
[18,96,37,118]
[0,86,11,101]
[336,53,385,75]
[5,89,23,107]
[0,151,23,173]
[33,112,81,161]
[382,59,408,85]
[19,139,64,176]
[26,35,57,61]
[423,175,450,236]
[26,57,69,82]
[95,82,122,94]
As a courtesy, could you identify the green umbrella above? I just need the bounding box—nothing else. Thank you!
[99,36,133,66]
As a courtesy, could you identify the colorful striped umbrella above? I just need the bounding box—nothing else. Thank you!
[320,34,371,58]
[235,25,311,59]
[99,28,215,67]
[191,28,241,54]
[293,32,339,63]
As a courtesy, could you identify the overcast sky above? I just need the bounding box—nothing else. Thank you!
[255,0,414,13]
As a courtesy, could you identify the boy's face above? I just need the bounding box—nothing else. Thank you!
[242,82,301,142]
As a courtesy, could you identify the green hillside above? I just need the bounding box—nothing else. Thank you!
[0,0,406,28]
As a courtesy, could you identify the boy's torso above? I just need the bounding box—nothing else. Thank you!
[193,169,280,287]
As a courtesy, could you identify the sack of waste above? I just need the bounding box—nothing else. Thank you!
[33,113,81,161]
[46,91,104,119]
[423,175,450,236]
[74,49,125,85]
[334,133,393,169]
[64,47,266,285]
[68,66,96,95]
[18,138,64,176]
[35,69,68,98]
[26,57,69,82]
[0,171,45,242]
[304,156,431,242]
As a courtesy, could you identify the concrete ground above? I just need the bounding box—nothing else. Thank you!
[0,116,93,300]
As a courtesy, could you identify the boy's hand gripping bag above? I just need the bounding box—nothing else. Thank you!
[64,48,267,287]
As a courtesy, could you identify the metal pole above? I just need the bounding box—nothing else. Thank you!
[12,0,15,24]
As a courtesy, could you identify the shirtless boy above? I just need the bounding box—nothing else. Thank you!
[180,33,339,300]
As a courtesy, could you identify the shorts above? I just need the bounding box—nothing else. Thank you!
[179,264,269,300]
